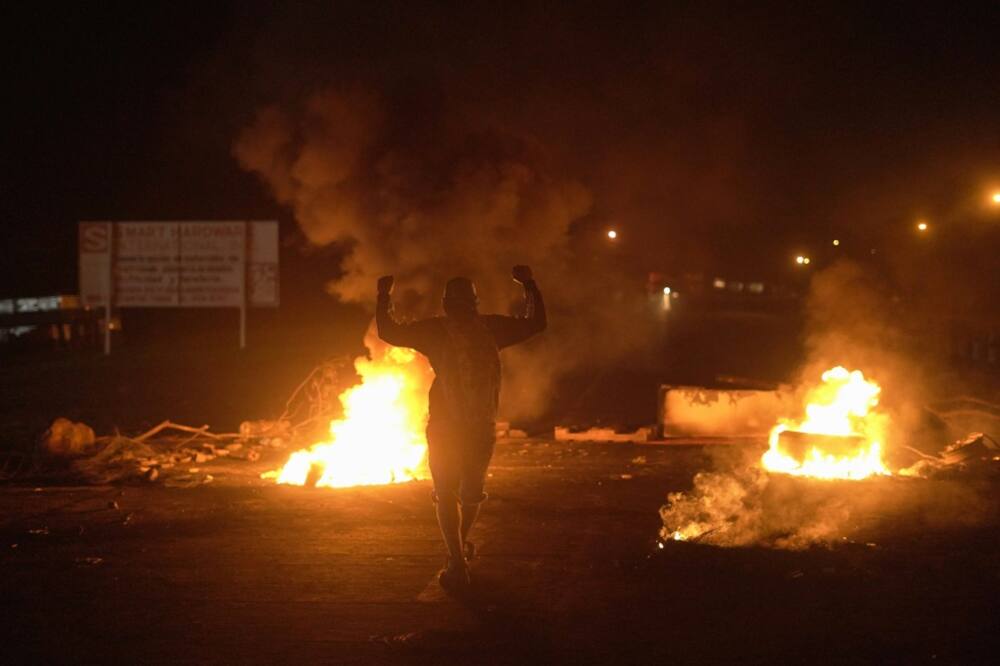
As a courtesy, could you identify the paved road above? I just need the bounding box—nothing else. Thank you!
[2,439,998,664]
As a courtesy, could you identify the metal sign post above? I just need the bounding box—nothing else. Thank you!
[104,227,113,356]
[239,221,247,350]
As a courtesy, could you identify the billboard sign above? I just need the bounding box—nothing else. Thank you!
[79,221,278,308]
[79,221,279,351]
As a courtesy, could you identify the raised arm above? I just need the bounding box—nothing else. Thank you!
[487,265,547,349]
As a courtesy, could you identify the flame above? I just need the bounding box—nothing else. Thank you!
[264,330,434,488]
[761,366,890,480]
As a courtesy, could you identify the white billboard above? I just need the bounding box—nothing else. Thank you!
[79,221,279,308]
[79,221,279,351]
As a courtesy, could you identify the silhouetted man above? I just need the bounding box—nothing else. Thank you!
[376,266,546,590]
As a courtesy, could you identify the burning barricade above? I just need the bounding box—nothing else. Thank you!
[761,367,890,480]
[659,366,998,549]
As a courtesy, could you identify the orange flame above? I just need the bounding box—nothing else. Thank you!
[264,330,434,488]
[761,366,890,480]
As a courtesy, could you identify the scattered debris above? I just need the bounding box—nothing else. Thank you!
[555,426,653,443]
[239,419,292,441]
[164,473,214,488]
[13,415,283,486]
[74,556,104,566]
[900,432,999,477]
[134,420,238,443]
[277,356,354,435]
[41,418,96,457]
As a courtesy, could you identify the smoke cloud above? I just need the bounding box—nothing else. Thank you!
[234,87,654,419]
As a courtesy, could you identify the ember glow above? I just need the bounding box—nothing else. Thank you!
[761,367,890,480]
[264,331,433,488]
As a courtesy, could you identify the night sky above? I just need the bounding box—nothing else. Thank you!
[3,2,998,305]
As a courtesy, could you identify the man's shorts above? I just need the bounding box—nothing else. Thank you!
[426,419,496,506]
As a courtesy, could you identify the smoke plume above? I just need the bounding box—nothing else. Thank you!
[235,87,653,419]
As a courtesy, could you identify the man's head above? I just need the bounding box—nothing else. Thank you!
[442,277,479,318]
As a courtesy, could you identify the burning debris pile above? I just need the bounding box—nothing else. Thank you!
[262,328,435,488]
[659,365,998,548]
[761,367,889,480]
[5,328,435,490]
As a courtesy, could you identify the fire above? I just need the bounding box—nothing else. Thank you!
[761,366,890,480]
[264,331,434,488]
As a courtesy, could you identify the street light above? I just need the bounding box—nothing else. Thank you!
[916,220,929,232]
[991,191,1000,205]
[607,229,618,240]
[832,239,840,246]
[795,255,811,266]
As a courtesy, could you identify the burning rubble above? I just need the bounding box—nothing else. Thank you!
[263,328,434,488]
[659,364,999,549]
[761,367,890,480]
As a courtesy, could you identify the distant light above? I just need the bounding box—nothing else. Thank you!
[917,221,928,232]
[713,278,726,289]
[607,229,618,240]
[795,256,805,264]
[832,239,840,246]
[662,287,671,295]
[992,192,1000,205]
[803,257,811,265]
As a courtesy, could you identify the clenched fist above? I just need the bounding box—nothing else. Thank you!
[511,265,533,284]
[377,275,395,296]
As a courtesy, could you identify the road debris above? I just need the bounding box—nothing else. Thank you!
[13,417,284,486]
[555,426,653,442]
[74,556,104,566]
[900,432,1000,477]
[41,418,96,457]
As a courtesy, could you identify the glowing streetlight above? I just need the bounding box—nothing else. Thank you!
[607,229,618,240]
[795,255,811,266]
[916,221,929,232]
[991,191,1000,205]
[832,239,840,246]
[662,286,671,295]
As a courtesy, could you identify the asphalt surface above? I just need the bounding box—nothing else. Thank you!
[2,438,999,664]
